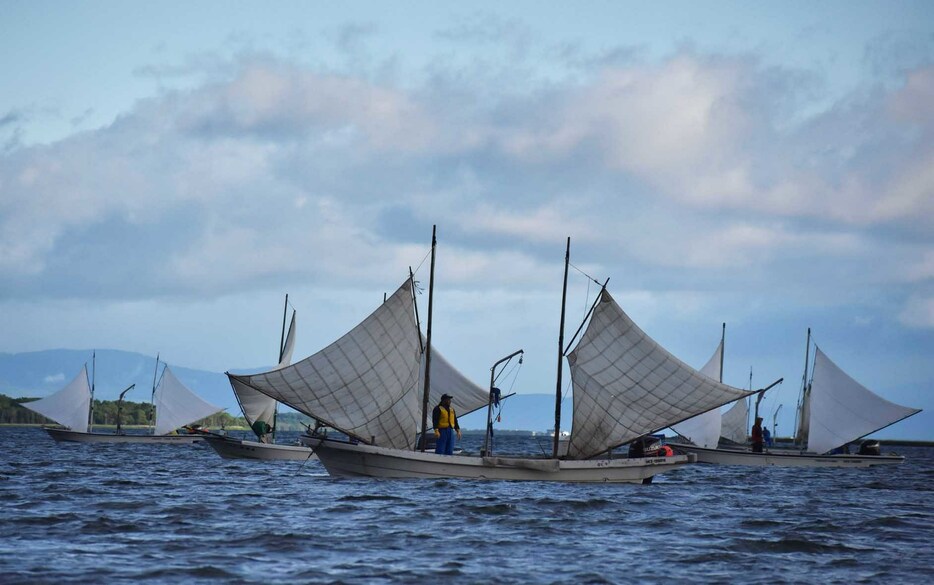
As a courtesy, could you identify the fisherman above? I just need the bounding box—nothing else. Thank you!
[432,394,461,455]
[751,416,764,453]
[762,426,773,448]
[252,419,273,444]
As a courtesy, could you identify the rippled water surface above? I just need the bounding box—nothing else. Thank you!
[1,428,932,584]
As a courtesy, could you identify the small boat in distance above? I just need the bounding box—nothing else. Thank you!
[205,295,317,461]
[673,328,921,467]
[24,352,224,444]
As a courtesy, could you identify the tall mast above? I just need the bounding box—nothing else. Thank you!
[793,327,811,445]
[273,294,289,443]
[149,353,160,435]
[553,237,570,459]
[88,350,96,433]
[801,327,811,394]
[719,322,726,383]
[747,366,753,437]
[418,225,437,451]
[279,294,289,362]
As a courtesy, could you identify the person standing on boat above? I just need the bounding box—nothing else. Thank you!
[432,394,461,455]
[751,417,764,453]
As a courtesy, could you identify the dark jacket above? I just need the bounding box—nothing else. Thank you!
[751,424,763,444]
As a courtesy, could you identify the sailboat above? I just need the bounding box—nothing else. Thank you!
[230,232,763,483]
[204,296,318,461]
[669,324,729,450]
[673,328,922,467]
[25,353,224,444]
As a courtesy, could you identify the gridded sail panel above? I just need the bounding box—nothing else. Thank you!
[227,281,423,449]
[807,348,920,454]
[720,398,749,443]
[232,312,297,434]
[671,340,724,449]
[567,290,753,460]
[154,367,224,435]
[22,365,92,432]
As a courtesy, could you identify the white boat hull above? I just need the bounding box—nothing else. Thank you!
[669,443,905,467]
[310,438,694,483]
[44,427,205,444]
[204,435,317,461]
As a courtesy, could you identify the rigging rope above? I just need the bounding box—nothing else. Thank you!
[560,268,600,403]
[411,245,433,278]
[568,260,603,287]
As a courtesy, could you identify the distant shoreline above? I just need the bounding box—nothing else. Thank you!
[4,424,931,446]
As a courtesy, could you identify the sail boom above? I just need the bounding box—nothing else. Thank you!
[842,409,922,449]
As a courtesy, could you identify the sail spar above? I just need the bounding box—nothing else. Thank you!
[567,289,754,459]
[22,365,93,432]
[807,347,921,454]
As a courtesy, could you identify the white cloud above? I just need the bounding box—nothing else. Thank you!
[0,50,930,323]
[43,373,65,384]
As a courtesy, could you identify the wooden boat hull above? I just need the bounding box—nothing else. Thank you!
[204,435,317,461]
[669,443,905,467]
[309,438,694,483]
[44,427,205,444]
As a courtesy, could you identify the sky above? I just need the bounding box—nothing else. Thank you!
[1,1,932,439]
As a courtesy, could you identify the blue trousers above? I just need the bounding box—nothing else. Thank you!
[435,428,454,455]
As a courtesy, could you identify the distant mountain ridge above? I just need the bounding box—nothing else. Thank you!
[0,349,569,431]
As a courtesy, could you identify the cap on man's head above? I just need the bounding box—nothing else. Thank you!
[440,394,452,401]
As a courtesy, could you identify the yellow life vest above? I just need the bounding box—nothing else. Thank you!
[438,405,456,429]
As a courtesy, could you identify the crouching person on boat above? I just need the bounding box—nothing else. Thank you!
[432,394,461,455]
[252,420,274,444]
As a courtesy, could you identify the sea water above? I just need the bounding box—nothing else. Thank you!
[0,427,931,584]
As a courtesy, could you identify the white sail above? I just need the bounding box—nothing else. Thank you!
[22,365,92,432]
[279,312,297,367]
[154,367,224,435]
[670,340,724,448]
[231,378,278,433]
[806,348,921,454]
[418,334,490,420]
[567,289,754,460]
[720,398,749,443]
[232,311,297,433]
[228,281,424,449]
